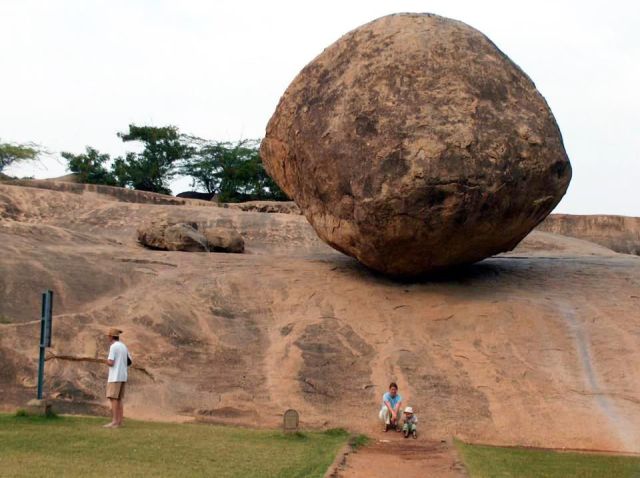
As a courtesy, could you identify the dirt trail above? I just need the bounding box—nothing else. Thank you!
[336,435,467,478]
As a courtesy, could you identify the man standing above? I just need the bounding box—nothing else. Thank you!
[104,328,131,428]
[379,382,403,431]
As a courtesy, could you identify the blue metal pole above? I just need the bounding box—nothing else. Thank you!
[36,292,46,400]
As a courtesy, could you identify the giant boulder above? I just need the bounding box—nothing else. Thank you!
[260,13,572,276]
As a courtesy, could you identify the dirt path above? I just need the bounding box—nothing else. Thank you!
[334,434,468,478]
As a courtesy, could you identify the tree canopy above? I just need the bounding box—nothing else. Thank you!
[0,141,40,174]
[61,147,116,185]
[59,125,287,202]
[180,139,287,202]
[114,125,193,195]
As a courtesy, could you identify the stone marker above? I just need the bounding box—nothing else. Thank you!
[283,409,299,433]
[25,399,54,417]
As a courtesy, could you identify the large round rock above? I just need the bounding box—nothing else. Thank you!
[261,13,572,276]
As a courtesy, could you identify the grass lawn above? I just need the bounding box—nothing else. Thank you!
[0,414,349,478]
[456,440,640,478]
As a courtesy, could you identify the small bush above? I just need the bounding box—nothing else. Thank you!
[14,406,58,419]
[350,434,370,450]
[280,431,307,440]
[323,428,349,437]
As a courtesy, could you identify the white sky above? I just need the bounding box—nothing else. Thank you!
[1,0,638,215]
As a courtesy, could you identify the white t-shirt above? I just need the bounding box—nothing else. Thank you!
[107,341,130,383]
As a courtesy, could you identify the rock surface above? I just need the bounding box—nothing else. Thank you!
[1,182,640,454]
[203,228,245,253]
[163,223,209,252]
[0,178,214,206]
[138,220,244,253]
[261,13,572,276]
[539,214,640,256]
[226,201,301,215]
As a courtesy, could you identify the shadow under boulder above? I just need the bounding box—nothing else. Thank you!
[138,220,244,253]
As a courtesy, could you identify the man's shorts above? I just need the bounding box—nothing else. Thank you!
[106,382,126,400]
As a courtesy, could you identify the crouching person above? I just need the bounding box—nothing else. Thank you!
[402,406,418,439]
[379,382,403,432]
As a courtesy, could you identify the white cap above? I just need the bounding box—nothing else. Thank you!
[404,406,413,414]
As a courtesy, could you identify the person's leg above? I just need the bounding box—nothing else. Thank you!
[105,382,117,427]
[402,421,409,438]
[392,407,402,430]
[115,399,124,426]
[379,407,390,431]
[104,398,117,427]
[114,383,125,426]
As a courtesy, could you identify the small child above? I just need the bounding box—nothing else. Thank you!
[402,406,418,439]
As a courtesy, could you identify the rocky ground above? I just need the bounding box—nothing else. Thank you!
[539,214,640,256]
[1,181,640,463]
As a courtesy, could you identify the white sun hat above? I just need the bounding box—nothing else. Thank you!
[404,406,414,414]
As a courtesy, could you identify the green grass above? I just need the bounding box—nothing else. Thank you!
[0,414,349,478]
[350,434,370,450]
[456,440,640,478]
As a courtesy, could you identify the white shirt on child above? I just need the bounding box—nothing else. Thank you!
[404,414,418,424]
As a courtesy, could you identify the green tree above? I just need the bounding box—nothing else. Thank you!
[61,147,116,185]
[110,152,134,188]
[115,125,192,195]
[180,139,288,202]
[0,141,40,174]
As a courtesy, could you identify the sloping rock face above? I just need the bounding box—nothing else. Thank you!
[0,178,215,206]
[538,214,640,256]
[2,183,640,453]
[261,13,572,276]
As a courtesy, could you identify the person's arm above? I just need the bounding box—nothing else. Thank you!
[384,400,394,414]
[388,399,400,420]
[106,345,115,366]
[393,399,403,416]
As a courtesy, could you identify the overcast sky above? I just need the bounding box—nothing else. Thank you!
[1,0,638,215]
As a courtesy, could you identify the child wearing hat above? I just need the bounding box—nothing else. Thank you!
[402,406,418,439]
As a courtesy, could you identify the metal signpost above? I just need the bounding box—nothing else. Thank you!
[37,290,54,400]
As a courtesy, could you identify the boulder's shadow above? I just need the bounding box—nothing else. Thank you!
[318,252,584,290]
